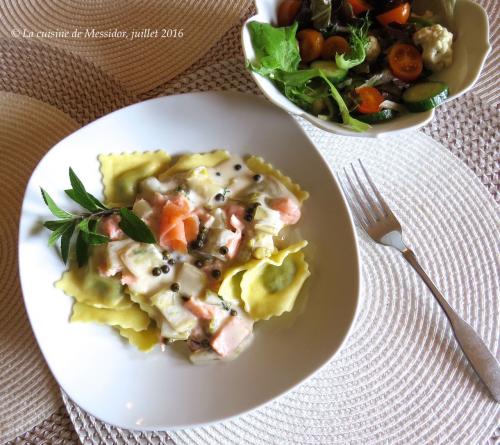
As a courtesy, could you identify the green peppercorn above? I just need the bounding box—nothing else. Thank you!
[170,282,180,292]
[234,164,242,171]
[152,267,161,276]
[161,265,170,274]
[190,239,203,250]
[167,258,175,266]
[219,246,229,255]
[195,260,204,268]
[253,174,262,182]
[214,193,224,201]
[211,269,222,279]
[230,309,237,316]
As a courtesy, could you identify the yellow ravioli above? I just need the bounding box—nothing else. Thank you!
[127,290,163,325]
[71,302,150,331]
[117,326,160,352]
[56,264,132,310]
[99,151,171,207]
[245,156,309,203]
[218,263,245,303]
[239,241,310,321]
[158,150,229,179]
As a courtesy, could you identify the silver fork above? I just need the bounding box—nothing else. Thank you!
[340,160,500,403]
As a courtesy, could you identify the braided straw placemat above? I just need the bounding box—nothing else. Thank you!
[0,0,498,443]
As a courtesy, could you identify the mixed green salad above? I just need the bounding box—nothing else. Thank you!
[247,0,454,132]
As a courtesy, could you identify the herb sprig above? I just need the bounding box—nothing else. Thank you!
[41,168,156,266]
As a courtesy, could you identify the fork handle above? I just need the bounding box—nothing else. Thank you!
[402,248,500,403]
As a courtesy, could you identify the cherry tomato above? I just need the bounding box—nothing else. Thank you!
[388,43,423,82]
[321,36,350,60]
[277,0,302,27]
[297,29,324,63]
[346,0,372,15]
[376,3,411,26]
[356,87,384,114]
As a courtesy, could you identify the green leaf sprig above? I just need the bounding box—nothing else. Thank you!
[41,168,156,266]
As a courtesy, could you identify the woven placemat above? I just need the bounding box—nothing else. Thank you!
[0,0,498,443]
[60,111,499,445]
[0,92,79,442]
[0,0,252,95]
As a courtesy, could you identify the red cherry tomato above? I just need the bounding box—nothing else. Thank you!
[388,43,423,82]
[297,29,324,63]
[277,0,302,26]
[321,36,350,59]
[347,0,372,15]
[376,3,411,26]
[356,87,384,114]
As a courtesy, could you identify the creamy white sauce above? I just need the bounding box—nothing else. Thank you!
[101,153,304,360]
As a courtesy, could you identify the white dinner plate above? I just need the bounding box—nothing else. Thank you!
[18,91,360,430]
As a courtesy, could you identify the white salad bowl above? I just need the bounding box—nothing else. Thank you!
[18,91,360,430]
[242,0,491,137]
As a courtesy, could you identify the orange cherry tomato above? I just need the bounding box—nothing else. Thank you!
[277,0,302,27]
[356,87,384,114]
[347,0,372,15]
[321,36,351,60]
[297,29,324,63]
[376,3,411,26]
[388,43,423,82]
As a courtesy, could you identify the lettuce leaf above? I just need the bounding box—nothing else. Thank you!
[319,72,370,132]
[335,17,370,70]
[247,21,300,76]
[279,68,369,131]
[247,21,370,132]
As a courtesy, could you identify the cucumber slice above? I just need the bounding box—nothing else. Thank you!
[402,81,448,112]
[356,109,396,124]
[310,61,347,82]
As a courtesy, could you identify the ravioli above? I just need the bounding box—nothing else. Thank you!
[245,156,309,203]
[117,326,159,352]
[128,290,163,325]
[158,150,230,179]
[56,263,132,309]
[48,149,311,358]
[71,302,150,331]
[239,241,310,321]
[218,270,246,303]
[99,151,171,207]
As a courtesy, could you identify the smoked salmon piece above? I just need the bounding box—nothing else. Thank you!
[210,316,252,357]
[224,203,245,221]
[100,215,124,240]
[183,215,200,242]
[159,194,199,252]
[226,214,244,258]
[269,197,301,224]
[164,220,187,252]
[184,298,218,320]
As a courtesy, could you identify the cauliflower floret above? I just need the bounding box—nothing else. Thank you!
[365,35,381,63]
[413,24,453,72]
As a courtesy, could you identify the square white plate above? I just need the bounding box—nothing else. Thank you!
[18,91,360,430]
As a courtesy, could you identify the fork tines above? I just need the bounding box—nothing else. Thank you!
[339,160,394,229]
